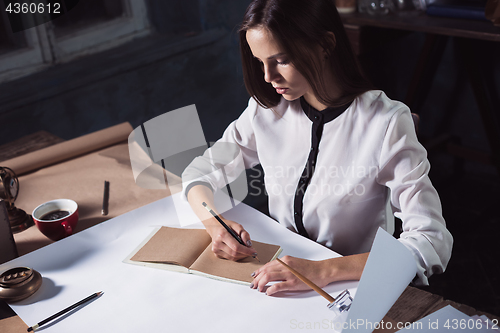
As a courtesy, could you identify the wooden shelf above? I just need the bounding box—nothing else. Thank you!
[341,12,500,42]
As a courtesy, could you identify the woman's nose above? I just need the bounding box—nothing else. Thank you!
[263,64,278,83]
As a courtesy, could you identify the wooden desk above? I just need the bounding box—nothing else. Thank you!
[0,132,498,332]
[0,130,173,331]
[0,132,64,162]
[341,12,500,175]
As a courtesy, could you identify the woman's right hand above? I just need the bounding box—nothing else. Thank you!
[186,184,256,261]
[204,217,258,261]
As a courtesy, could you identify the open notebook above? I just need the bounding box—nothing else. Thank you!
[124,226,282,285]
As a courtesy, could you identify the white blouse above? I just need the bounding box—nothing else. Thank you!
[182,90,453,285]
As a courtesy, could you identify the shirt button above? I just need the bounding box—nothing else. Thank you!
[314,116,319,120]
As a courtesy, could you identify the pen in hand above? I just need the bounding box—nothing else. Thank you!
[202,202,259,262]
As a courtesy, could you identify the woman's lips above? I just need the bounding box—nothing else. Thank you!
[275,87,289,94]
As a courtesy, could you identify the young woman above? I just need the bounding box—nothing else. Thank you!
[182,0,453,296]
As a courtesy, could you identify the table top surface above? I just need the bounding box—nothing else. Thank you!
[341,12,500,42]
[0,131,498,332]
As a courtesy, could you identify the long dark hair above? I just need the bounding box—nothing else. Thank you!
[239,0,372,108]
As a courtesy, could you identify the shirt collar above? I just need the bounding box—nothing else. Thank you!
[300,97,351,123]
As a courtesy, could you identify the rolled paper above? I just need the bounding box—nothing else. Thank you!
[3,122,133,176]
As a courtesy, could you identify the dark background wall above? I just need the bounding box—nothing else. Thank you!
[0,0,252,145]
[359,29,500,160]
[0,0,499,316]
[358,29,500,316]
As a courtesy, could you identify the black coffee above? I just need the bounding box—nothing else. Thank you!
[40,210,71,221]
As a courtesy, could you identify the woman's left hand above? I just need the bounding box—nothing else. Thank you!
[250,253,369,296]
[250,255,331,296]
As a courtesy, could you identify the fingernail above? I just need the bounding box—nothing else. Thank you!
[253,253,258,257]
[249,283,254,289]
[251,271,256,277]
[246,240,252,247]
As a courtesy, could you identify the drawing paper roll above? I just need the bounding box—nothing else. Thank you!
[2,122,133,176]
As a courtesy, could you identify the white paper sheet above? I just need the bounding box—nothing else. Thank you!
[341,228,417,333]
[1,193,356,333]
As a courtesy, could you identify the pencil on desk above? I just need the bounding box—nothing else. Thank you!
[201,202,260,262]
[27,291,103,332]
[276,258,335,303]
[102,180,110,216]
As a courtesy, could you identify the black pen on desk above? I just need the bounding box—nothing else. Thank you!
[201,202,259,262]
[102,180,110,216]
[27,291,104,332]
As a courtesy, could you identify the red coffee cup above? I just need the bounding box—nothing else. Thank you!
[32,199,78,241]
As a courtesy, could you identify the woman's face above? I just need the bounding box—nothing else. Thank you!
[246,27,320,106]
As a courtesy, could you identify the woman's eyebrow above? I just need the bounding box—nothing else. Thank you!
[267,52,286,59]
[253,52,287,61]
